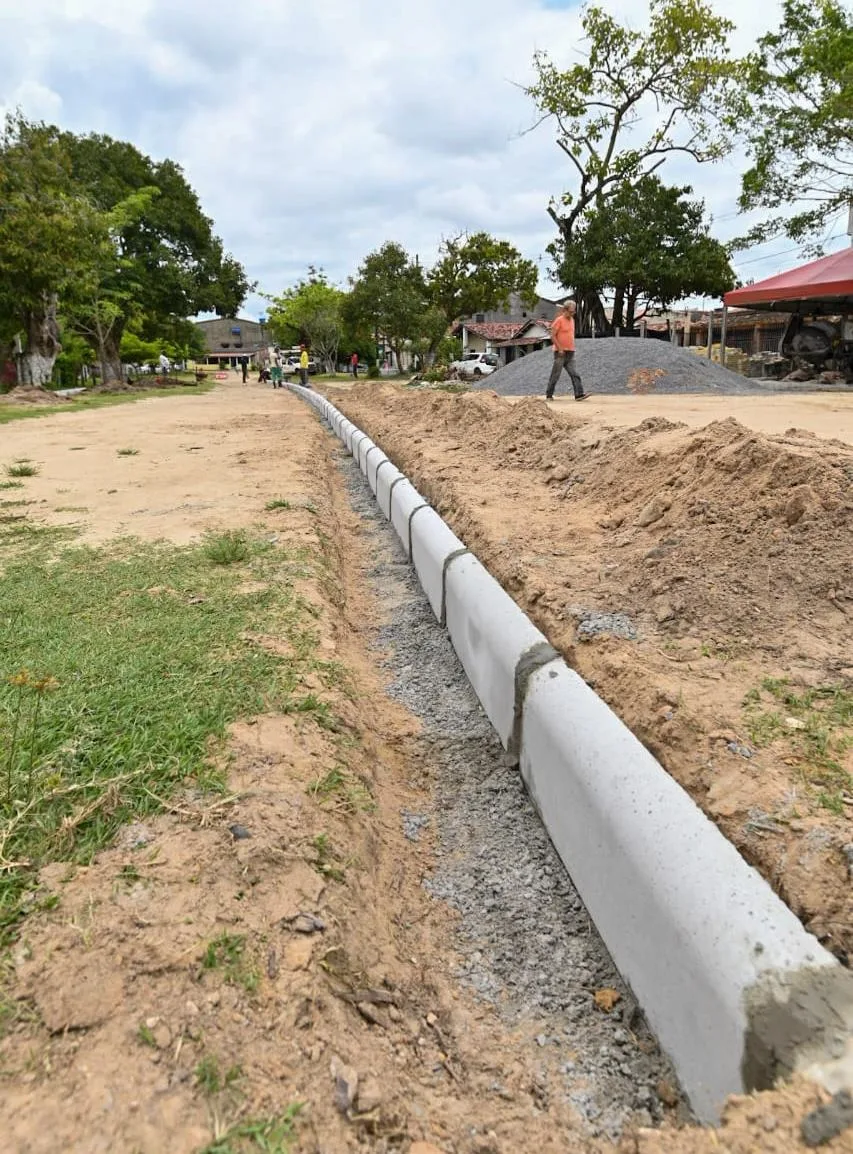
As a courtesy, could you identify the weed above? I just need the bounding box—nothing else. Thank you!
[312,833,347,882]
[196,1054,222,1095]
[5,462,39,478]
[202,932,259,993]
[433,381,469,394]
[201,1105,302,1154]
[818,792,845,816]
[117,449,139,457]
[0,481,24,491]
[54,506,89,513]
[308,767,373,814]
[284,693,339,731]
[203,529,250,566]
[265,498,291,511]
[117,863,141,885]
[137,1022,157,1047]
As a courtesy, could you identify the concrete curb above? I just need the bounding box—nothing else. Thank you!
[287,383,853,1122]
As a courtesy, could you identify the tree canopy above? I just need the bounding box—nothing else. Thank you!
[527,0,740,332]
[427,232,538,321]
[737,0,853,250]
[267,269,345,371]
[553,176,735,330]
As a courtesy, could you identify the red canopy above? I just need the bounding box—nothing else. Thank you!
[724,247,853,312]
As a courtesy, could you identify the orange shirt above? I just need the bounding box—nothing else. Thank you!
[551,314,575,352]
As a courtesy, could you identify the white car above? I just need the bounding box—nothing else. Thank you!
[452,351,499,379]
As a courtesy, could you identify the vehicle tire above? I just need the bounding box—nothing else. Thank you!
[473,367,483,377]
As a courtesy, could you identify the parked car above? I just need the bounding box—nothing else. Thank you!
[283,353,319,375]
[452,351,499,379]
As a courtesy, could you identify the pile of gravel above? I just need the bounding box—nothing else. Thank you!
[477,338,766,397]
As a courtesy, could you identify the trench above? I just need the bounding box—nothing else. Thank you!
[332,438,689,1140]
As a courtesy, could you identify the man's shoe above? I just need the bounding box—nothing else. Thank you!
[575,393,589,402]
[545,393,554,401]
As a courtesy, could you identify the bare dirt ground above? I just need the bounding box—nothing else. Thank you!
[332,383,853,966]
[1,376,851,1153]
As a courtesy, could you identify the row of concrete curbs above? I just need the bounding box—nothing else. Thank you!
[289,383,853,1124]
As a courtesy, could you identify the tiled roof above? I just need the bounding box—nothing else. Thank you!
[458,321,526,340]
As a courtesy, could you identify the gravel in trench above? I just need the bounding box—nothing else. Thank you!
[335,442,688,1140]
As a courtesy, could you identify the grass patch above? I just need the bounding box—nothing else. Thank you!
[0,383,215,427]
[0,531,334,946]
[195,1053,243,1096]
[117,448,139,457]
[311,832,347,882]
[744,678,853,805]
[0,481,24,491]
[203,529,250,566]
[308,767,374,814]
[200,1106,302,1154]
[432,381,470,394]
[4,462,39,478]
[137,1022,157,1048]
[265,498,291,511]
[202,932,259,993]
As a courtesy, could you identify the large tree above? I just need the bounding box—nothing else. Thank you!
[554,176,736,330]
[343,243,428,371]
[737,0,853,250]
[60,132,250,381]
[427,232,538,321]
[0,114,103,386]
[527,0,740,334]
[268,269,345,372]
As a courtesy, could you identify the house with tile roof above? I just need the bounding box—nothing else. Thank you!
[450,293,562,365]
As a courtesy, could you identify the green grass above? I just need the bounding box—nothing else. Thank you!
[4,462,39,478]
[202,932,259,993]
[744,678,853,807]
[195,1053,243,1096]
[117,448,139,457]
[311,832,347,882]
[200,1105,302,1154]
[137,1022,157,1048]
[203,529,251,566]
[0,530,336,946]
[0,383,215,426]
[265,498,291,511]
[0,482,24,491]
[308,767,374,814]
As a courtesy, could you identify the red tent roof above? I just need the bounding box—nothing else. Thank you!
[724,248,853,311]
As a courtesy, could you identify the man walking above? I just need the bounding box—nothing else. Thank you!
[299,345,310,387]
[546,301,588,402]
[350,351,359,379]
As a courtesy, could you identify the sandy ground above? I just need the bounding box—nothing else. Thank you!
[542,392,853,446]
[1,376,851,1153]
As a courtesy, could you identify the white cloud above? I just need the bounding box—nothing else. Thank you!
[0,0,838,317]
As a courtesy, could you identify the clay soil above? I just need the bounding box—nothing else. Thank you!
[0,376,850,1153]
[332,383,853,965]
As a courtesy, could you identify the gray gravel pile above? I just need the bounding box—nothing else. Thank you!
[477,338,767,396]
[337,445,686,1139]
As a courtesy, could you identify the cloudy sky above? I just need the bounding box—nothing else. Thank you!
[1,0,846,319]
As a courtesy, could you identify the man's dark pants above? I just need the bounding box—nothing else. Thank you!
[300,368,308,386]
[546,350,583,399]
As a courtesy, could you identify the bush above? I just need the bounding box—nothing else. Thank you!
[421,364,453,383]
[366,365,380,379]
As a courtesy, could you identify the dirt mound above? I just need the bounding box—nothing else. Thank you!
[334,384,853,961]
[0,385,71,405]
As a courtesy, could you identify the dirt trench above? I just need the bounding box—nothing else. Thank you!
[0,380,849,1153]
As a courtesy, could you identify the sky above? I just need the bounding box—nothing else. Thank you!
[0,0,847,320]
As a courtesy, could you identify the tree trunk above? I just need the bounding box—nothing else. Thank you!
[624,291,637,333]
[575,291,612,338]
[101,328,123,384]
[17,297,61,387]
[611,286,625,332]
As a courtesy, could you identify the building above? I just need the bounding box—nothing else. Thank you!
[194,317,270,367]
[451,294,561,366]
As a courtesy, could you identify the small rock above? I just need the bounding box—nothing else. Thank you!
[636,497,671,528]
[356,1076,384,1114]
[289,913,326,934]
[550,466,571,483]
[785,716,806,731]
[330,1056,359,1114]
[656,1079,679,1108]
[801,1089,853,1147]
[284,938,314,971]
[727,741,754,759]
[762,1115,778,1132]
[229,824,252,841]
[425,1012,438,1027]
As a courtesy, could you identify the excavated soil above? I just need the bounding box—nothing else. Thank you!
[332,383,853,964]
[1,377,851,1153]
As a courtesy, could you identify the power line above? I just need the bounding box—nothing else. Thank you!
[733,234,843,267]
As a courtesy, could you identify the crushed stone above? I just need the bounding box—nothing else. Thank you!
[336,445,687,1140]
[478,339,769,397]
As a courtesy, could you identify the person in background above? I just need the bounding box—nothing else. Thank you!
[300,345,309,387]
[241,359,248,384]
[351,351,359,379]
[271,357,283,388]
[545,300,589,402]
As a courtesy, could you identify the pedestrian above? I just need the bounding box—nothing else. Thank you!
[545,301,589,402]
[241,359,248,384]
[350,351,359,379]
[299,345,309,387]
[271,359,283,388]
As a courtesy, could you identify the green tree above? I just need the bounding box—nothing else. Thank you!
[60,131,250,382]
[427,232,538,321]
[268,269,345,372]
[527,0,740,334]
[554,176,735,330]
[0,114,103,386]
[737,0,853,250]
[343,243,428,372]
